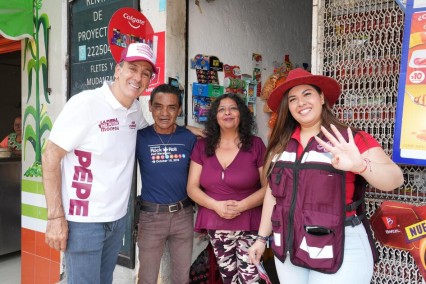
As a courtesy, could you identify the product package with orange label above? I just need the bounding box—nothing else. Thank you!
[370,201,426,280]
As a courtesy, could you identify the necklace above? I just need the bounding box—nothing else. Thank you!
[154,125,175,146]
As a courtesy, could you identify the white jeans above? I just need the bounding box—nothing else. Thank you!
[275,224,374,284]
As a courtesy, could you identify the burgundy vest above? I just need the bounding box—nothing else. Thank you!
[268,131,378,274]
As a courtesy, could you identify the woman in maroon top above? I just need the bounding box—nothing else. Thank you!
[188,93,266,284]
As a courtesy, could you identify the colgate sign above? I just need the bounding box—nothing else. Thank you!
[123,13,145,28]
[108,7,154,63]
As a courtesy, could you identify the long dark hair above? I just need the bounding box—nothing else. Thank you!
[263,85,355,179]
[204,93,257,156]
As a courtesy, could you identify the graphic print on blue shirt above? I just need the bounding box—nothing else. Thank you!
[150,143,184,163]
[136,125,197,204]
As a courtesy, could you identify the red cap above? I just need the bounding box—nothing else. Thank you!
[120,43,157,73]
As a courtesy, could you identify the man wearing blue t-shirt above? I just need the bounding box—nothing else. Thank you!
[136,84,197,284]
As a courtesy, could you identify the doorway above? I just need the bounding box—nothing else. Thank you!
[0,36,21,140]
[0,34,21,283]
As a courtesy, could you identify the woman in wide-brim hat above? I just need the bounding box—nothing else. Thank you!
[248,68,403,284]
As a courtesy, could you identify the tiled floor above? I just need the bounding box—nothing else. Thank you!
[0,251,136,284]
[0,251,20,284]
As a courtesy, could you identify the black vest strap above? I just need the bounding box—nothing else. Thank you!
[344,212,366,227]
[345,198,364,212]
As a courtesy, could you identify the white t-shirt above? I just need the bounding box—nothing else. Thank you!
[49,81,148,222]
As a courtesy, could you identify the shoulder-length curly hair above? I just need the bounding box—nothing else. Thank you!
[204,93,257,156]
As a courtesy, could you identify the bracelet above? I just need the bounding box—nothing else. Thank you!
[256,235,269,244]
[355,158,371,175]
[48,215,65,220]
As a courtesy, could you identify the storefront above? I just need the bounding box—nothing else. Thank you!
[0,2,24,256]
[0,0,425,283]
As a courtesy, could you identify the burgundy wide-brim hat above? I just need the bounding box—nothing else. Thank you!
[267,68,341,113]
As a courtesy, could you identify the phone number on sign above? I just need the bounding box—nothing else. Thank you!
[87,44,111,58]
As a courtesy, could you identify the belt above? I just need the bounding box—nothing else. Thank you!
[139,198,192,213]
[345,214,365,227]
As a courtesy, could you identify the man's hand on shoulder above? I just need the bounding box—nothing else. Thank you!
[186,125,206,138]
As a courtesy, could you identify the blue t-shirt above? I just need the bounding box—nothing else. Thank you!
[136,125,197,204]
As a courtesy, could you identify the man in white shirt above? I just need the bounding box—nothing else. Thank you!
[42,42,155,284]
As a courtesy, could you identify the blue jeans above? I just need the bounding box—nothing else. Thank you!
[65,214,127,284]
[274,224,374,284]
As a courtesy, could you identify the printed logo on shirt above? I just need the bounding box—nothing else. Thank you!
[129,121,137,129]
[99,118,119,132]
[69,149,93,217]
[149,144,186,163]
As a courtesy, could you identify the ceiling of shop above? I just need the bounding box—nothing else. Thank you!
[0,35,20,68]
[0,50,20,67]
